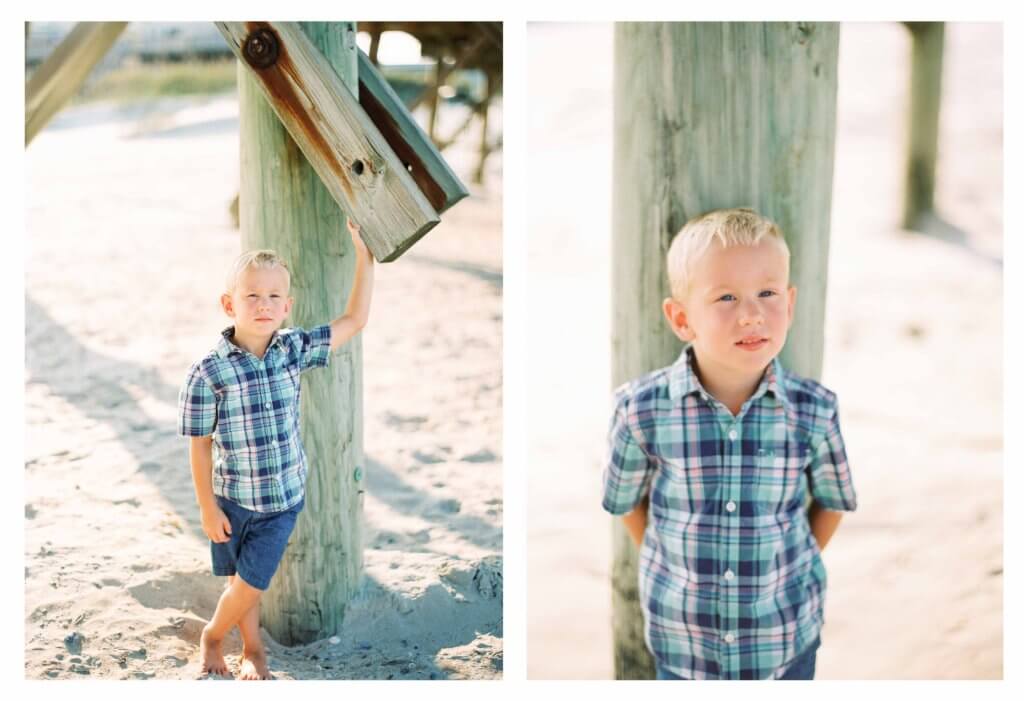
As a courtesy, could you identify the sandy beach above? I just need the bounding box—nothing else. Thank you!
[24,86,503,679]
[527,22,1002,679]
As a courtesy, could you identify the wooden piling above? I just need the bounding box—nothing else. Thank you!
[238,21,363,646]
[902,22,945,229]
[611,21,840,678]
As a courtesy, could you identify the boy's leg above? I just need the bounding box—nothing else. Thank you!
[228,575,271,680]
[200,574,263,676]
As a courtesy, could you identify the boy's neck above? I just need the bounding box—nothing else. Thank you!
[230,327,274,359]
[691,352,769,417]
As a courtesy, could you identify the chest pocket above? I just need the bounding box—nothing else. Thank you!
[269,359,301,410]
[754,441,809,514]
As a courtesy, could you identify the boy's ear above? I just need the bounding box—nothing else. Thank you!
[786,285,797,328]
[220,293,235,317]
[662,297,695,342]
[284,296,294,317]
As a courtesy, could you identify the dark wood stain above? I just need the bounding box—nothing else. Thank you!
[243,22,355,202]
[358,79,447,212]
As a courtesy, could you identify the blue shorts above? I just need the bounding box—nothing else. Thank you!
[654,637,821,680]
[210,495,304,591]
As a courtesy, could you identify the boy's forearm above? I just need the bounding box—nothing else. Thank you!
[622,497,649,547]
[344,242,374,327]
[329,242,374,349]
[808,501,843,552]
[189,437,217,512]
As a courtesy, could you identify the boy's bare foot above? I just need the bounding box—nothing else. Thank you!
[200,625,231,678]
[239,649,272,680]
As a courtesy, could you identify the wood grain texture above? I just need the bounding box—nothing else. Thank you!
[219,21,440,262]
[240,21,363,646]
[902,22,944,228]
[357,48,468,215]
[611,22,839,679]
[25,22,128,146]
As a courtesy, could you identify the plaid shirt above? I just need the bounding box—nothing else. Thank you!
[178,324,332,513]
[602,347,857,680]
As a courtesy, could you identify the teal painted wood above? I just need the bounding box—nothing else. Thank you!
[611,22,840,679]
[239,21,363,646]
[902,22,944,229]
[357,48,469,215]
[219,21,440,262]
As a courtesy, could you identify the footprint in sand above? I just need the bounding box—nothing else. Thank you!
[460,449,496,463]
[382,412,429,432]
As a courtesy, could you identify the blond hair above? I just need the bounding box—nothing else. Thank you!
[225,249,291,292]
[666,207,789,300]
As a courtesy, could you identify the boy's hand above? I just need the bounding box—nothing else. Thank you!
[346,217,369,255]
[200,505,232,543]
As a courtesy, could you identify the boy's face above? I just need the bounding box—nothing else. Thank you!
[663,238,796,381]
[220,265,293,337]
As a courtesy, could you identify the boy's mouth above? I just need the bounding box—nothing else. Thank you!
[736,336,769,351]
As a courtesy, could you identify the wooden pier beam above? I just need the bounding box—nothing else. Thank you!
[25,22,128,146]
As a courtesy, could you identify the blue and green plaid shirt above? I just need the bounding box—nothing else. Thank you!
[178,324,332,513]
[602,347,857,680]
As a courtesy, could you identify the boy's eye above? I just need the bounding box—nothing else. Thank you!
[759,289,777,298]
[270,294,280,299]
[717,294,736,302]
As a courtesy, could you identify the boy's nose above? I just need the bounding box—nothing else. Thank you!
[739,306,764,326]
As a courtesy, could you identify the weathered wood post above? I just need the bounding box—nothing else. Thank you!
[901,22,945,229]
[611,21,840,678]
[237,21,362,645]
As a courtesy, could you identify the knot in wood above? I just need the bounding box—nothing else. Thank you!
[244,28,279,69]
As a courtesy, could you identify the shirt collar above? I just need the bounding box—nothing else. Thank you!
[215,326,285,359]
[667,345,790,409]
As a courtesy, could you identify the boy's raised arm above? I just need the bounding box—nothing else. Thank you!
[330,217,375,351]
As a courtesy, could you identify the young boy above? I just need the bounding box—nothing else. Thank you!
[177,218,373,680]
[602,208,857,680]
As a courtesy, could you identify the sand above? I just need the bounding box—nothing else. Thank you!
[527,22,1002,679]
[24,89,502,679]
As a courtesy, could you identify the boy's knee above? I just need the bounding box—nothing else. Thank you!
[232,574,264,599]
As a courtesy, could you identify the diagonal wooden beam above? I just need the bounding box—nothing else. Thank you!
[357,48,468,214]
[217,21,440,262]
[25,22,128,147]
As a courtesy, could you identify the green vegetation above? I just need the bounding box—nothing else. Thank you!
[71,59,237,104]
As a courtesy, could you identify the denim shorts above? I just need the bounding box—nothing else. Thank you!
[654,637,821,680]
[210,495,304,591]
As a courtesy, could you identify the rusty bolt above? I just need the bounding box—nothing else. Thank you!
[244,28,279,69]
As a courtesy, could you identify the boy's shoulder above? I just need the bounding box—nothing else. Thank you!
[774,364,841,438]
[612,364,674,405]
[776,364,838,409]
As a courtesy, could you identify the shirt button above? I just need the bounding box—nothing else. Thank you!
[724,633,735,644]
[725,501,736,513]
[724,569,735,581]
[728,429,738,441]
[265,402,273,409]
[272,440,278,447]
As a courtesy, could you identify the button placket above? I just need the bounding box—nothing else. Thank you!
[722,419,742,676]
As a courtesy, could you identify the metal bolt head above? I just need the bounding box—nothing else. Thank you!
[244,28,279,69]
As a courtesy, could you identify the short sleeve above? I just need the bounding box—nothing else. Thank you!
[178,363,216,437]
[806,404,858,511]
[601,393,656,515]
[293,324,333,372]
